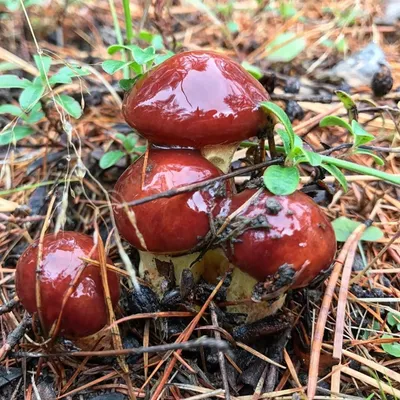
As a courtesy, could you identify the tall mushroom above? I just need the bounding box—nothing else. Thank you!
[122,50,270,172]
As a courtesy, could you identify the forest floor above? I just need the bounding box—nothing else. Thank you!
[0,0,400,399]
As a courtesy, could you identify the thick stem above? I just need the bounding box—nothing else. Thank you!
[225,268,286,323]
[138,251,205,297]
[201,142,240,173]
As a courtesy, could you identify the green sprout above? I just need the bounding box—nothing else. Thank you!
[0,55,90,146]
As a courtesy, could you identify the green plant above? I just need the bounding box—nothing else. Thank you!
[99,133,146,169]
[102,44,174,90]
[248,101,400,196]
[0,0,42,12]
[0,55,89,146]
[332,216,383,242]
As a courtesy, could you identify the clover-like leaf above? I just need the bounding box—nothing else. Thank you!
[55,94,82,119]
[263,165,299,195]
[99,150,125,169]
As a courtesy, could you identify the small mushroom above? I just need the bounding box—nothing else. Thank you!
[15,231,120,339]
[217,189,336,321]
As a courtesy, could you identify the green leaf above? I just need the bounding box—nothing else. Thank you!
[128,62,143,75]
[332,216,384,242]
[266,32,306,63]
[102,60,129,75]
[279,1,296,18]
[351,120,375,147]
[131,46,156,65]
[107,44,133,55]
[335,37,348,53]
[25,103,44,124]
[276,128,291,154]
[381,334,400,357]
[387,312,400,328]
[0,75,30,89]
[335,90,355,110]
[99,150,125,169]
[241,62,263,80]
[119,76,142,91]
[0,104,24,118]
[354,149,384,166]
[301,150,322,166]
[49,65,90,85]
[0,126,35,146]
[33,55,52,81]
[319,115,352,132]
[122,134,138,152]
[139,31,165,50]
[260,101,295,149]
[19,83,45,111]
[227,21,239,33]
[320,163,348,192]
[154,51,174,66]
[55,94,82,119]
[263,165,300,195]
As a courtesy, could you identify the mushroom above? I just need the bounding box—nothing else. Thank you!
[217,189,337,322]
[15,231,120,339]
[113,147,230,294]
[122,50,270,172]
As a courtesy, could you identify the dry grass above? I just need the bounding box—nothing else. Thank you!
[0,0,399,399]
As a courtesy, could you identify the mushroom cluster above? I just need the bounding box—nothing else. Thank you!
[113,50,337,320]
[14,51,337,337]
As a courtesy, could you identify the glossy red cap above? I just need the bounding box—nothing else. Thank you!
[15,231,120,338]
[122,51,269,148]
[113,148,230,254]
[222,189,336,288]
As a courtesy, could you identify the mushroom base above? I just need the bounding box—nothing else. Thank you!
[72,327,114,351]
[226,268,286,323]
[138,250,206,297]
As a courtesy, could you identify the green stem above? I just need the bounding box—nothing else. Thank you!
[122,0,134,44]
[122,0,134,78]
[320,154,400,185]
[241,141,400,186]
[108,0,128,79]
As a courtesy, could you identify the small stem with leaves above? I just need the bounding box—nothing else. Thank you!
[241,141,400,186]
[319,155,400,186]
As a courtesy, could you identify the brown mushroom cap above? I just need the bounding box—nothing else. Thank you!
[122,50,269,148]
[15,231,120,338]
[113,147,230,254]
[221,189,337,288]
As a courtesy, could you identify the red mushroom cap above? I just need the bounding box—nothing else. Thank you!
[15,231,120,338]
[113,148,229,254]
[122,51,269,148]
[222,189,336,288]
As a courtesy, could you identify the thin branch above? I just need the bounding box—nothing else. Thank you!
[11,337,229,359]
[270,93,333,104]
[117,158,284,209]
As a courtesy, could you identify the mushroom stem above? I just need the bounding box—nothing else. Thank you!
[201,142,240,173]
[138,251,205,297]
[226,268,286,323]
